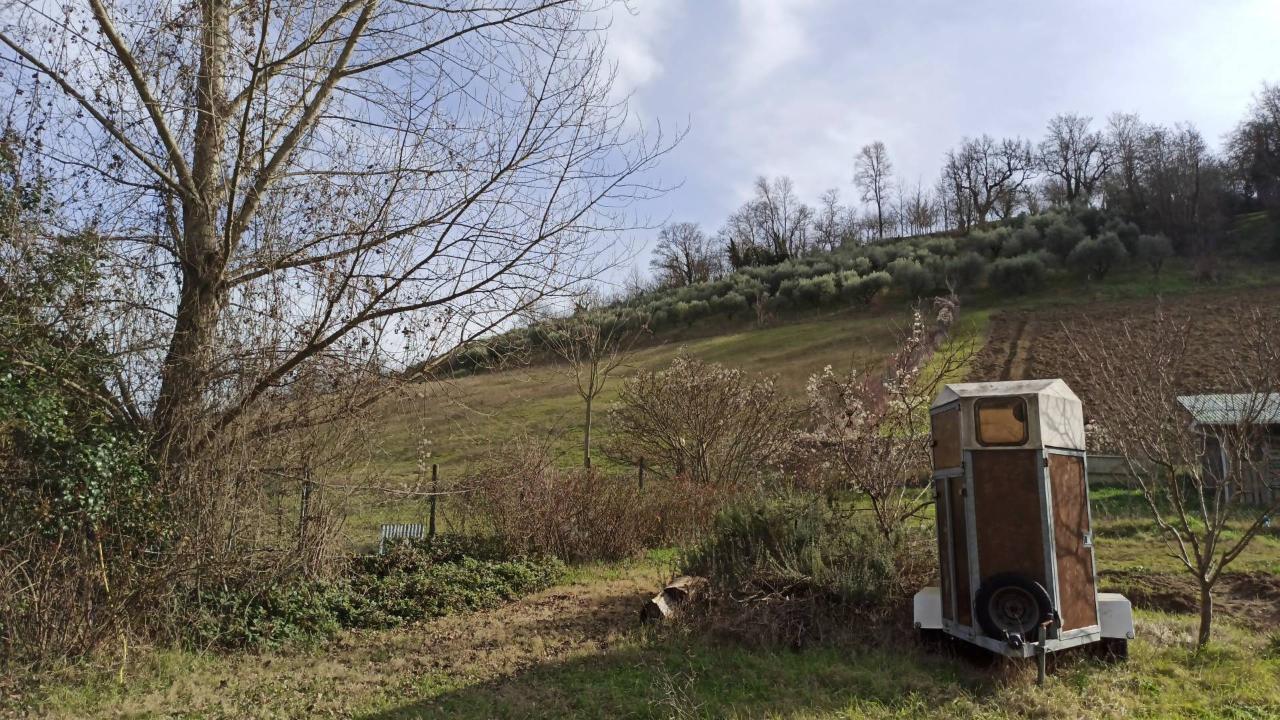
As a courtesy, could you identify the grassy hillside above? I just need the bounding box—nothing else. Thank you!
[330,212,1280,546]
[19,214,1280,720]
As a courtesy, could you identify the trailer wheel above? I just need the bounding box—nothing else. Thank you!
[974,573,1053,640]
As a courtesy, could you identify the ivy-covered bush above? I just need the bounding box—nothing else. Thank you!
[188,535,563,650]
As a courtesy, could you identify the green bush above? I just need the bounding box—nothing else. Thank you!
[988,253,1047,295]
[1136,233,1174,277]
[887,258,935,298]
[682,496,930,609]
[188,537,563,650]
[1011,226,1043,255]
[943,251,988,291]
[840,271,890,304]
[1068,231,1128,279]
[1045,220,1086,259]
[960,229,1002,259]
[1109,219,1141,254]
[711,291,749,318]
[781,273,838,307]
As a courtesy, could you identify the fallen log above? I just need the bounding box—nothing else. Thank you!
[640,575,708,623]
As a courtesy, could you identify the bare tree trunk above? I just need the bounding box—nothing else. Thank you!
[583,394,593,470]
[1197,582,1213,648]
[152,0,230,473]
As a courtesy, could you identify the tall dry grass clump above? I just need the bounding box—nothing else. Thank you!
[466,439,725,563]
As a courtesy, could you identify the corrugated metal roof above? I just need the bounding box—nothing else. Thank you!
[1176,393,1280,425]
[933,379,1078,408]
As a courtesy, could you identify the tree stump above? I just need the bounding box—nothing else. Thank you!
[640,576,708,623]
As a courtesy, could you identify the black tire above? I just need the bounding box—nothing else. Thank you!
[973,572,1053,641]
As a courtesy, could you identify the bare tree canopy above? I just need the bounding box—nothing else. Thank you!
[1038,113,1112,205]
[942,135,1034,227]
[1228,83,1280,211]
[649,221,721,287]
[538,298,646,468]
[854,141,893,239]
[722,175,811,267]
[0,0,673,472]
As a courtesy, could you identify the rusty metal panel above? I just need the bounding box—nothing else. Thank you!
[971,450,1046,587]
[1048,454,1099,631]
[931,407,962,469]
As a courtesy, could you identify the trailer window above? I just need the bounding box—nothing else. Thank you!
[975,397,1028,446]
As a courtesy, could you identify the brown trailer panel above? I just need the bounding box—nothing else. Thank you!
[931,407,963,470]
[970,450,1046,588]
[1048,453,1099,631]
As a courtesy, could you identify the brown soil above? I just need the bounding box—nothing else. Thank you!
[1099,569,1280,629]
[971,286,1280,414]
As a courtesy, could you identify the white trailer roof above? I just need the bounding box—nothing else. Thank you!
[933,379,1078,409]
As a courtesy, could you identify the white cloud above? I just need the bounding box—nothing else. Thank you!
[604,0,683,104]
[729,0,826,92]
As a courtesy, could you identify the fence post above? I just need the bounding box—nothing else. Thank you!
[429,463,439,538]
[298,467,313,545]
[638,457,645,491]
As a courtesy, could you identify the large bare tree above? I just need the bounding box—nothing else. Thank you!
[854,141,892,240]
[0,1,671,485]
[943,135,1034,227]
[721,175,811,266]
[1038,113,1112,205]
[649,221,721,288]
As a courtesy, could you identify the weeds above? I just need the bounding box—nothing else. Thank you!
[186,535,563,650]
[467,439,725,562]
[681,494,934,646]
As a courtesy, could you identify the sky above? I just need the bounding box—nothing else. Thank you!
[602,0,1280,276]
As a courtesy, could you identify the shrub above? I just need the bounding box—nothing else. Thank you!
[1110,219,1141,254]
[960,229,1002,258]
[711,291,749,318]
[788,269,839,302]
[1067,231,1127,279]
[988,253,1047,295]
[1136,233,1174,277]
[1029,212,1057,235]
[942,251,988,291]
[839,271,890,304]
[682,495,934,615]
[1011,226,1042,255]
[469,439,723,562]
[1044,220,1086,259]
[887,258,935,298]
[608,354,792,488]
[846,256,873,275]
[187,537,563,649]
[1076,205,1106,236]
